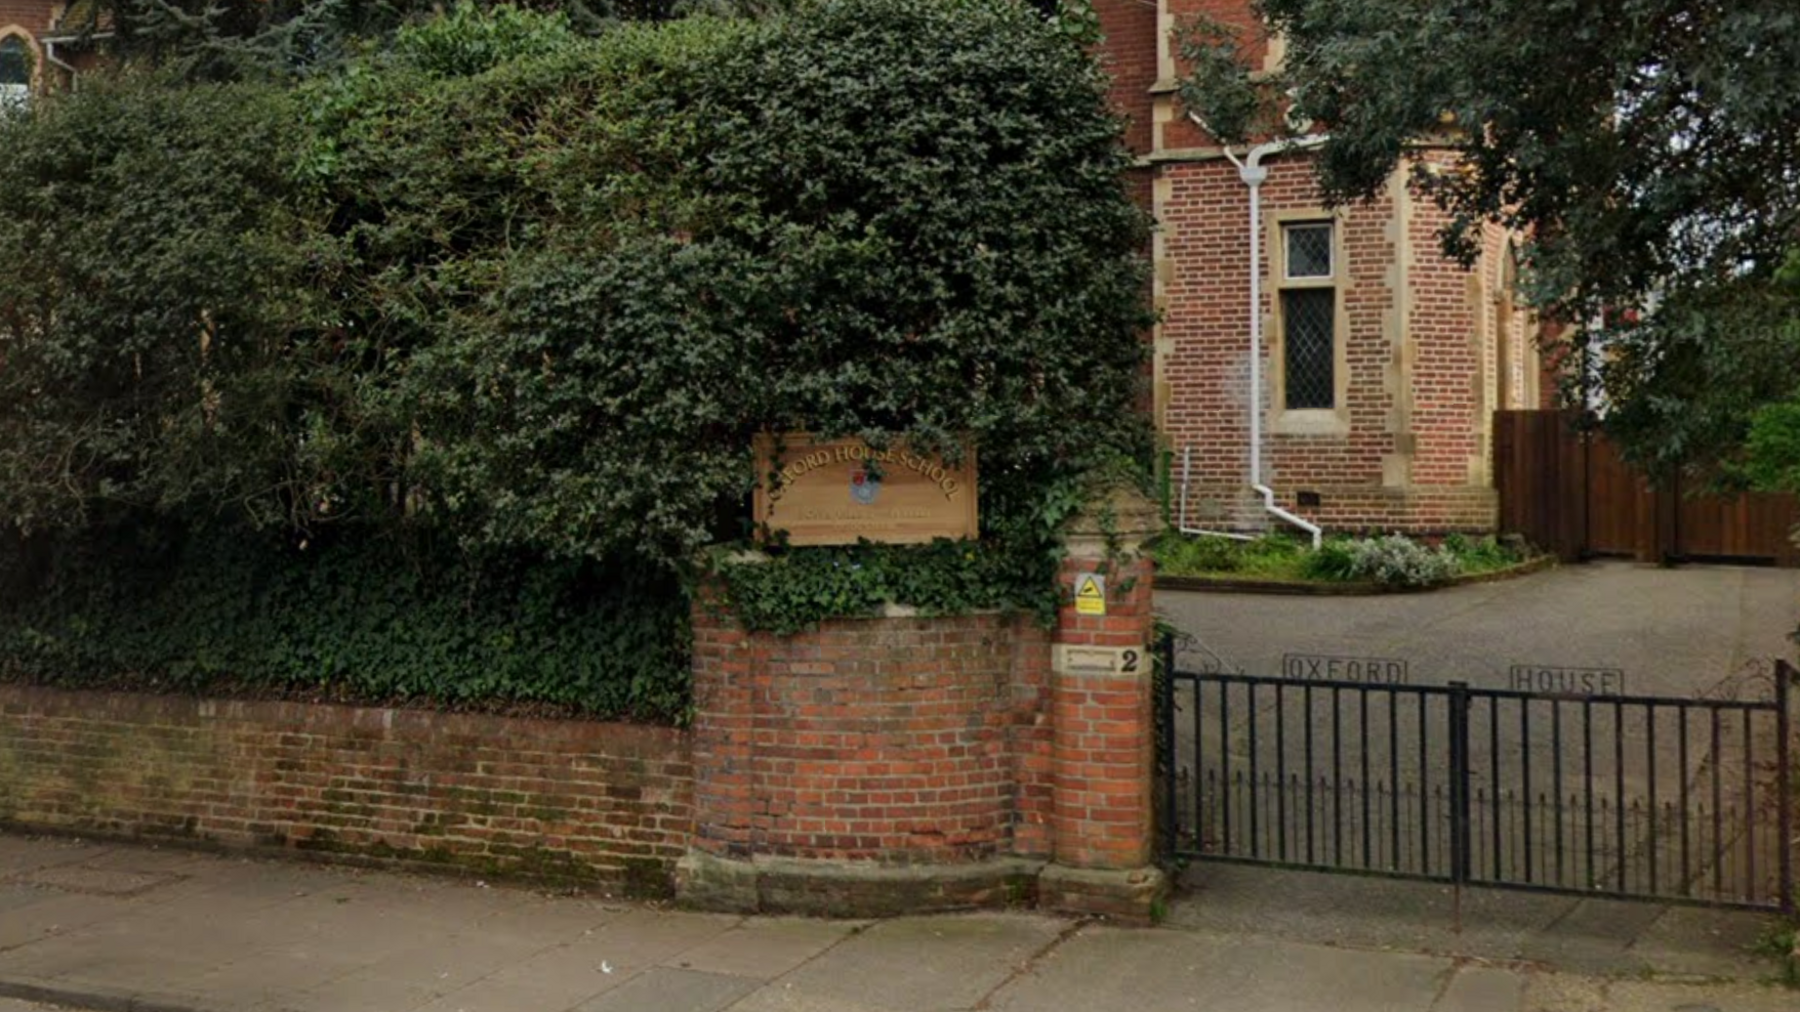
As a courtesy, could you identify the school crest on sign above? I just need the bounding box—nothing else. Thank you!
[850,466,880,505]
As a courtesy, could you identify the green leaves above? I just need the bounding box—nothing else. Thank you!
[0,0,1153,716]
[0,74,314,532]
[1184,0,1800,474]
[0,525,691,722]
[715,538,1060,636]
[390,2,582,77]
[1,0,1151,565]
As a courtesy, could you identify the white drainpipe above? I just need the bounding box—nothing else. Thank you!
[1196,115,1327,549]
[40,38,89,82]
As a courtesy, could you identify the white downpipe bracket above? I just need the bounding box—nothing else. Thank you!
[1203,116,1327,550]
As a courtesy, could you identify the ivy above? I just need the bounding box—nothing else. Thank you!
[0,524,690,723]
[713,537,1063,636]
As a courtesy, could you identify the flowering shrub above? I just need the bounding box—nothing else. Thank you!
[1344,535,1461,587]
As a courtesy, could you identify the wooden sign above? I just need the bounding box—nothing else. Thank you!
[753,434,978,546]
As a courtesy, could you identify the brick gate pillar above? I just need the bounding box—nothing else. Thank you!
[1038,489,1169,920]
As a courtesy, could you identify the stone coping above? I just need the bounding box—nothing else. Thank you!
[675,852,1167,922]
[1154,554,1557,596]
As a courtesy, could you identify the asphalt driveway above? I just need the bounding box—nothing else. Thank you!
[1154,559,1800,698]
[1154,560,1800,902]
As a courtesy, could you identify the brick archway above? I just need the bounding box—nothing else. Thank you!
[0,26,44,98]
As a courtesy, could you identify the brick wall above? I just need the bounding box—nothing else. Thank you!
[1155,0,1272,153]
[1,565,1160,917]
[0,0,53,94]
[1094,0,1159,158]
[0,0,56,34]
[1095,0,1518,535]
[1155,154,1500,534]
[690,602,1053,865]
[0,684,694,895]
[683,509,1164,918]
[1,0,107,89]
[1050,553,1154,871]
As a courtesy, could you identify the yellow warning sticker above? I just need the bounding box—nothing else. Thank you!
[1074,573,1106,616]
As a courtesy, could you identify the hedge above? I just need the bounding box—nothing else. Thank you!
[0,0,1151,720]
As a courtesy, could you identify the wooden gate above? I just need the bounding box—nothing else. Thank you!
[1493,410,1800,566]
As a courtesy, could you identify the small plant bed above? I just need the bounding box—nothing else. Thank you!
[1150,532,1552,594]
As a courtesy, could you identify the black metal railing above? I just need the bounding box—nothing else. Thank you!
[1158,643,1795,912]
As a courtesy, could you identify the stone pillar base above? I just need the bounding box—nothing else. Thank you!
[676,850,1046,918]
[1037,863,1169,924]
[673,851,761,913]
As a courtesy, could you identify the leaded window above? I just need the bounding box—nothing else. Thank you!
[0,37,29,112]
[1284,223,1332,278]
[1282,289,1335,409]
[1280,221,1337,411]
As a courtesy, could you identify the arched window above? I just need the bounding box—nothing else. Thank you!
[0,35,30,111]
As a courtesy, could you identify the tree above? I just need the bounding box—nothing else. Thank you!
[60,0,787,80]
[0,0,1149,716]
[0,0,1151,559]
[1180,0,1800,482]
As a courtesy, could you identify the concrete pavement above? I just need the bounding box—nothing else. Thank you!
[1,833,1794,1012]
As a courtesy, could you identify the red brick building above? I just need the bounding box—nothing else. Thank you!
[1096,0,1547,537]
[0,0,99,107]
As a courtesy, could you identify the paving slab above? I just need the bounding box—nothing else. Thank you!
[272,964,455,1012]
[1626,907,1784,980]
[406,973,611,1012]
[1436,967,1528,1012]
[18,866,183,899]
[990,923,1454,1012]
[273,928,567,1012]
[0,887,129,952]
[459,891,636,942]
[54,845,215,880]
[1519,971,1610,1012]
[735,913,1066,1012]
[0,838,113,879]
[439,907,743,1012]
[3,833,1794,1012]
[572,968,757,1012]
[1167,863,1782,980]
[1514,899,1667,975]
[1168,863,1564,962]
[146,942,371,1011]
[664,917,861,981]
[145,858,365,910]
[1602,979,1800,1012]
[723,987,892,1012]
